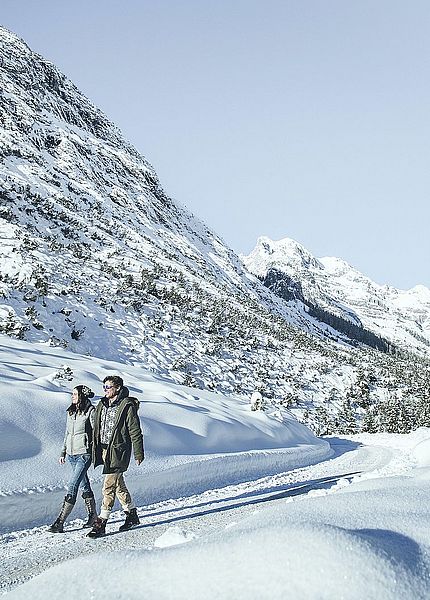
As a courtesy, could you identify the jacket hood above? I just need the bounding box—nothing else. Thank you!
[100,387,139,409]
[101,386,129,407]
[117,386,130,402]
[120,388,140,409]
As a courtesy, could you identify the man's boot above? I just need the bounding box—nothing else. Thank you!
[87,517,107,538]
[82,491,97,528]
[48,494,75,533]
[119,508,140,532]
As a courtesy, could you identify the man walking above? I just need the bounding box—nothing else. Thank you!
[87,375,144,538]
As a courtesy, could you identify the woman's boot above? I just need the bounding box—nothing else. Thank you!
[48,494,75,533]
[82,491,97,528]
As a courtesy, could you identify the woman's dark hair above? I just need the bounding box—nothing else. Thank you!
[67,385,95,415]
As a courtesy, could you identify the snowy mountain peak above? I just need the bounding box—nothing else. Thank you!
[319,256,358,277]
[409,284,430,299]
[243,236,324,278]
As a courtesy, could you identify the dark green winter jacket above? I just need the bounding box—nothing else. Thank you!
[92,387,144,474]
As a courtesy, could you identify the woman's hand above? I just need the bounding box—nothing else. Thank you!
[59,456,66,465]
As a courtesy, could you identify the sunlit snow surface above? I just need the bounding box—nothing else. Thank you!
[0,334,329,531]
[1,335,430,598]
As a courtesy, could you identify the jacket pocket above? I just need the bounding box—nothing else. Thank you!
[111,443,129,468]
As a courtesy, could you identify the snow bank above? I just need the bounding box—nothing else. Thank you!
[411,431,430,467]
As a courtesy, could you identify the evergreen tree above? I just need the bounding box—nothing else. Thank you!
[314,406,333,436]
[362,407,378,434]
[336,399,357,435]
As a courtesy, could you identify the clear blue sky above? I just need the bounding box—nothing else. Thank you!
[2,0,429,289]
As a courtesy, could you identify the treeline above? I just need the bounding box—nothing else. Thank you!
[305,302,391,353]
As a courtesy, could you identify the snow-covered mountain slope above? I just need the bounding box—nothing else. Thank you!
[0,25,325,367]
[243,236,430,356]
[0,25,255,327]
[0,26,428,435]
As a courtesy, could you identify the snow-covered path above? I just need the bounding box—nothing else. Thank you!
[0,436,410,595]
[1,338,429,598]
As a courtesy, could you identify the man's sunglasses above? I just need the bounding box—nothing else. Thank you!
[103,384,115,390]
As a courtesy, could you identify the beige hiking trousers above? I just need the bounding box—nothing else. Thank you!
[99,449,134,520]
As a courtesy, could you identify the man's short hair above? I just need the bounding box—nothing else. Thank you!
[103,375,123,389]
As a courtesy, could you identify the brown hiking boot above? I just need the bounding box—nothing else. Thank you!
[82,492,97,528]
[48,495,75,533]
[119,508,140,531]
[87,517,107,538]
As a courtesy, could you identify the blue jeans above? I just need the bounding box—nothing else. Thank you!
[67,454,92,502]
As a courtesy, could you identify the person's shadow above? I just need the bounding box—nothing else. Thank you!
[96,469,361,538]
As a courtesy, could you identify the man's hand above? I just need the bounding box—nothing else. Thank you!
[136,458,143,465]
[59,456,65,465]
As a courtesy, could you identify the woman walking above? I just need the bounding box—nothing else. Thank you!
[49,385,97,533]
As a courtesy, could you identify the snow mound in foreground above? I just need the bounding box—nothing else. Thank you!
[8,471,430,600]
[154,525,198,548]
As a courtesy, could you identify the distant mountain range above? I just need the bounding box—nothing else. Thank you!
[243,236,430,357]
[0,25,428,435]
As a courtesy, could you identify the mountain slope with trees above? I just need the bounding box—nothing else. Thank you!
[0,26,428,435]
